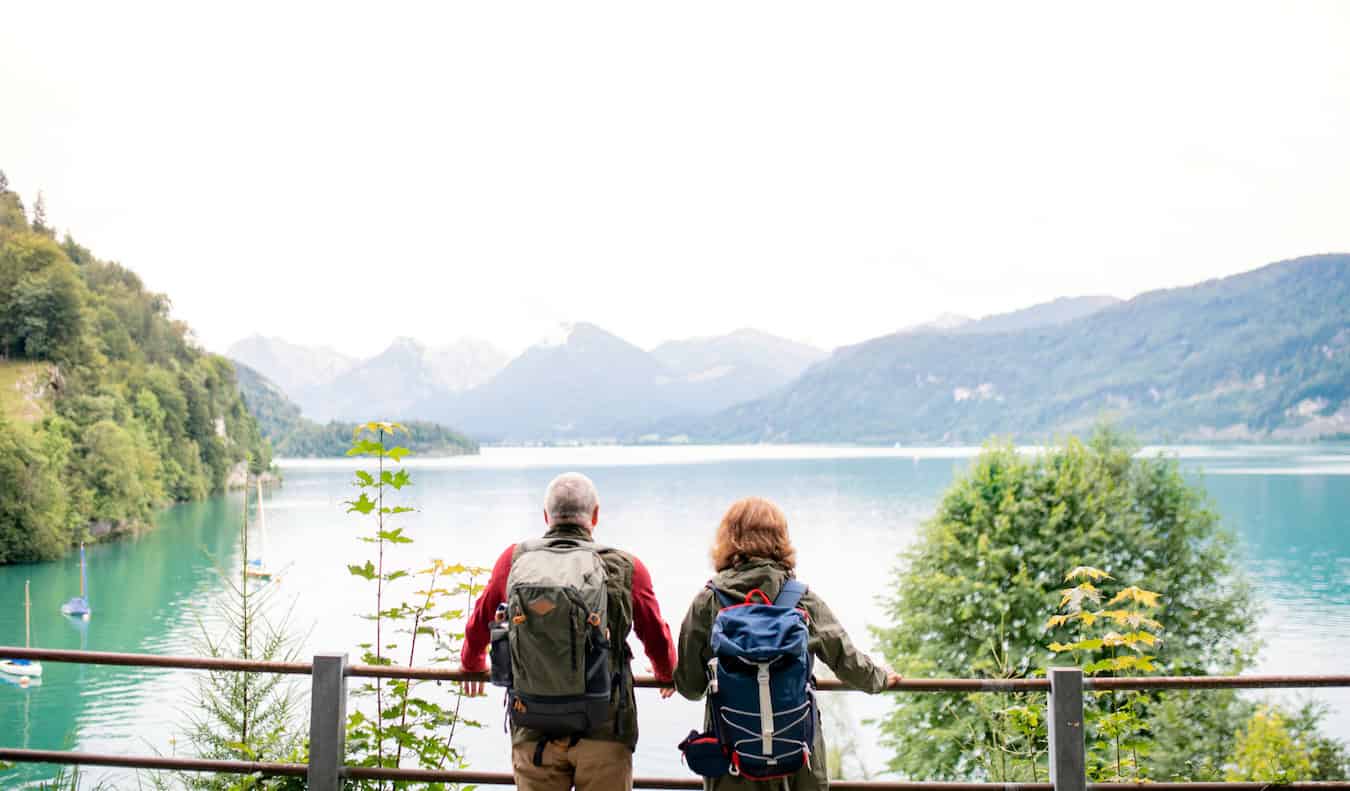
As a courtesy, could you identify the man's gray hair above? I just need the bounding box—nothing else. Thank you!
[544,472,599,525]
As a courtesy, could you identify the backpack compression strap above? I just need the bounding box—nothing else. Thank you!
[773,580,807,609]
[706,582,738,609]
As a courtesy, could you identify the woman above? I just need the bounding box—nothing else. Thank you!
[674,497,899,790]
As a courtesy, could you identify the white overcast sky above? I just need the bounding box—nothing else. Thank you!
[3,2,1348,358]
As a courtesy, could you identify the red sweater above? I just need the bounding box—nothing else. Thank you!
[461,542,677,681]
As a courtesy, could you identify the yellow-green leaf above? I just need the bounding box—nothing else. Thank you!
[1064,566,1113,582]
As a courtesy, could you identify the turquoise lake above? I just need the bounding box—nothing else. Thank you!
[1,444,1347,786]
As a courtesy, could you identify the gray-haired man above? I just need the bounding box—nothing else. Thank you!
[461,472,677,791]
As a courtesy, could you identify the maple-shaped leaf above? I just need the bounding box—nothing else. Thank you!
[1064,566,1113,583]
[1106,586,1162,608]
[1059,582,1103,613]
[1123,631,1160,652]
[1101,631,1128,647]
[1121,611,1163,630]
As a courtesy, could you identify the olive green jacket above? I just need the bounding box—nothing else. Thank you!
[674,558,888,790]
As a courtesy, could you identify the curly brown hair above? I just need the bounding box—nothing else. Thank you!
[710,497,797,571]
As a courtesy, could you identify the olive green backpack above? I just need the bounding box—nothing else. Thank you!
[492,536,613,737]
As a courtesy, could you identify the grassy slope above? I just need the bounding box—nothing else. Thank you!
[0,360,50,424]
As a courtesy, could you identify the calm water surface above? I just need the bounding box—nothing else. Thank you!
[1,444,1347,786]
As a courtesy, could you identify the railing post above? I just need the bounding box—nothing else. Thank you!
[309,652,348,790]
[1047,667,1086,791]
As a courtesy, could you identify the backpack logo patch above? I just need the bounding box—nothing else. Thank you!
[528,598,556,616]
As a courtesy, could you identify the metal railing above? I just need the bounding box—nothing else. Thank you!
[2,646,1349,789]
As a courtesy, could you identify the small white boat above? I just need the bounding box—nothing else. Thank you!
[0,580,43,682]
[0,670,41,687]
[245,478,278,581]
[61,543,91,619]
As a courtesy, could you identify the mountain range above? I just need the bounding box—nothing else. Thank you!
[230,326,826,442]
[680,254,1349,443]
[229,335,508,422]
[234,362,477,457]
[228,254,1350,446]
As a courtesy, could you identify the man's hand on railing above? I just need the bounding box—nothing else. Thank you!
[459,665,486,697]
[885,672,903,689]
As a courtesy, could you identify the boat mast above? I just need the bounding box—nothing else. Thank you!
[80,543,86,598]
[24,579,31,649]
[256,477,266,563]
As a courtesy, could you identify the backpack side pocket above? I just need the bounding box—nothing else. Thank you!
[489,619,513,687]
[679,730,730,778]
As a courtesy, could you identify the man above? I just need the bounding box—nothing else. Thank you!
[461,472,677,791]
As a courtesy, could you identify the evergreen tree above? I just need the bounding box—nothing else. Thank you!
[31,191,50,235]
[157,476,305,790]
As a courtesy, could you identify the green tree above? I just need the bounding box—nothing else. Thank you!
[157,474,306,790]
[874,428,1257,779]
[0,418,69,562]
[1226,706,1315,782]
[6,264,87,360]
[31,191,50,236]
[76,419,155,524]
[1224,703,1350,782]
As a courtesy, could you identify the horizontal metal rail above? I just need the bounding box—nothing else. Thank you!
[5,647,1348,691]
[5,646,1350,789]
[7,750,1350,790]
[0,646,313,675]
[0,748,307,777]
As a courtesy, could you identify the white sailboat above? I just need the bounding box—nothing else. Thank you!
[0,580,44,682]
[245,478,276,581]
[61,543,91,618]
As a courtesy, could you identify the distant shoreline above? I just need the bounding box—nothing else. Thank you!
[273,442,1350,476]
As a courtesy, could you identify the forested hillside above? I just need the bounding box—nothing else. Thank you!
[683,254,1350,444]
[235,363,478,457]
[0,173,268,563]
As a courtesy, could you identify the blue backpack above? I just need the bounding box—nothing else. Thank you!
[703,580,816,780]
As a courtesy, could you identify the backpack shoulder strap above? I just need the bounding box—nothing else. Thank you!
[705,581,738,609]
[774,580,807,610]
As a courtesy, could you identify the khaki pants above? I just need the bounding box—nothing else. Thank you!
[512,738,633,791]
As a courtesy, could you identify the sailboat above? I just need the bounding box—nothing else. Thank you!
[61,543,91,618]
[0,580,44,681]
[245,478,275,581]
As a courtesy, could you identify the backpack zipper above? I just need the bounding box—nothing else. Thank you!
[570,612,578,676]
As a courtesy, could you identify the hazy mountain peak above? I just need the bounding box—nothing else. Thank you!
[227,335,356,402]
[908,313,973,332]
[535,322,575,349]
